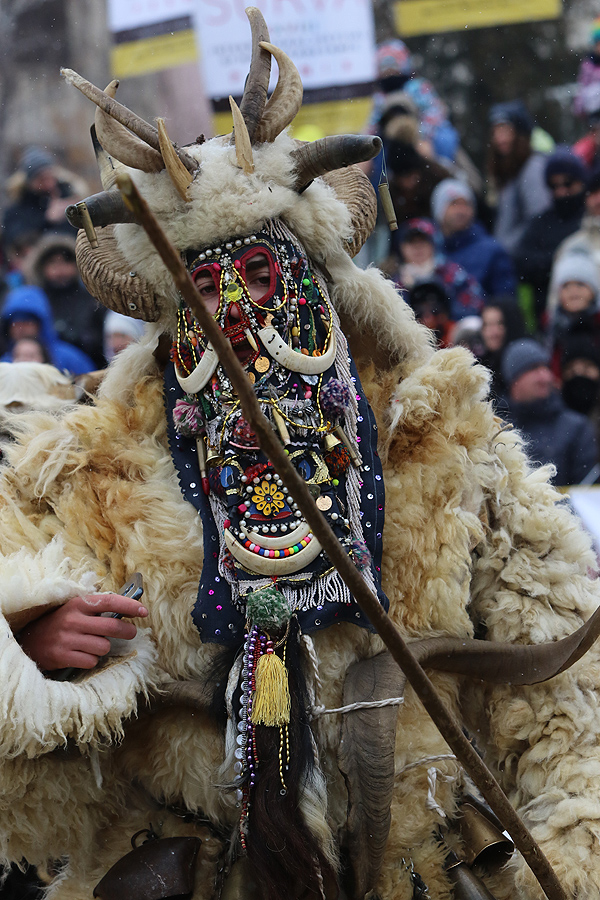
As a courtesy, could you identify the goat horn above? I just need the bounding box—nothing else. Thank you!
[229,96,255,175]
[413,601,600,685]
[254,41,303,143]
[238,7,271,143]
[148,679,213,713]
[292,135,383,192]
[66,191,137,231]
[157,118,193,200]
[91,123,123,191]
[94,78,164,174]
[61,68,198,174]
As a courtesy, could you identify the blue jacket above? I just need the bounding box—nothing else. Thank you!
[0,285,94,375]
[443,223,517,299]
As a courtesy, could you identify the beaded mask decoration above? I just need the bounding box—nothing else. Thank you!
[165,218,388,850]
[165,218,387,646]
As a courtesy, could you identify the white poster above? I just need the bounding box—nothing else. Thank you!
[108,0,196,33]
[194,0,376,99]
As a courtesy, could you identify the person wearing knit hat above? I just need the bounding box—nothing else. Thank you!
[500,337,598,486]
[431,178,516,299]
[547,253,600,384]
[103,311,146,363]
[369,39,459,165]
[548,166,600,313]
[2,146,86,250]
[544,147,588,190]
[560,333,600,419]
[487,100,552,255]
[389,216,484,321]
[19,146,55,184]
[514,147,587,322]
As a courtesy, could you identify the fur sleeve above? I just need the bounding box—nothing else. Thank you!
[465,425,600,900]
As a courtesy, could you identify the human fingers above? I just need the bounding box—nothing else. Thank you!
[74,593,148,620]
[61,633,112,659]
[80,615,137,641]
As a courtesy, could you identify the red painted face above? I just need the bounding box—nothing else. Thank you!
[191,251,273,317]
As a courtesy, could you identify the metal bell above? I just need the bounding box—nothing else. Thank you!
[457,801,514,869]
[445,850,498,900]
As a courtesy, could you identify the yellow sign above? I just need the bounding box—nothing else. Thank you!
[111,29,197,79]
[395,0,561,37]
[213,98,373,141]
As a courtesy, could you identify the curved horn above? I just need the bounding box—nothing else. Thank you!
[413,601,600,685]
[91,123,123,190]
[148,679,213,713]
[254,41,303,143]
[292,135,383,192]
[157,118,193,200]
[61,67,198,174]
[66,191,137,230]
[229,96,255,175]
[95,79,164,174]
[238,7,271,143]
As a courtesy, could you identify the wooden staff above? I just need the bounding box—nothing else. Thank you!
[116,172,568,900]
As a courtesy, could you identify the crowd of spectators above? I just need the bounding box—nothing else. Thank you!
[4,22,600,488]
[0,145,146,383]
[360,16,600,486]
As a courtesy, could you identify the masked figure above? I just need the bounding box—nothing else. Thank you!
[1,12,600,900]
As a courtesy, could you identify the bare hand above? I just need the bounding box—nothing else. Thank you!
[18,594,148,671]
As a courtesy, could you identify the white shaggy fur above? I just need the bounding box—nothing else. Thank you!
[2,120,600,900]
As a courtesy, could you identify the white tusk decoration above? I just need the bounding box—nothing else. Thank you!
[245,329,259,352]
[175,344,219,393]
[241,521,311,549]
[225,528,322,575]
[257,327,336,374]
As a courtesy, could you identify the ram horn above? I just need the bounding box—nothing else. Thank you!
[415,600,600,684]
[230,97,255,174]
[95,79,164,174]
[66,191,137,231]
[148,679,214,713]
[90,123,124,191]
[61,67,198,174]
[254,41,303,143]
[292,135,383,192]
[157,117,193,200]
[238,7,271,142]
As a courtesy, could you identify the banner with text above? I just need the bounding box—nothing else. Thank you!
[195,0,377,136]
[108,0,198,78]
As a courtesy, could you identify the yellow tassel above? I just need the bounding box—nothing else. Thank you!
[251,651,291,726]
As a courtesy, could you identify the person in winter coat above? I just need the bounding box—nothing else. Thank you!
[514,147,587,319]
[388,217,484,320]
[23,234,105,368]
[548,165,600,310]
[501,338,598,485]
[372,40,459,165]
[560,333,600,417]
[2,147,86,251]
[487,100,552,254]
[547,254,600,372]
[431,178,517,298]
[0,285,94,375]
[477,298,526,404]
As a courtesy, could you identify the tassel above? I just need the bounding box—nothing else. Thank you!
[251,643,291,727]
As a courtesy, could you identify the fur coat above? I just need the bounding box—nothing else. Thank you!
[0,131,599,900]
[0,318,600,898]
